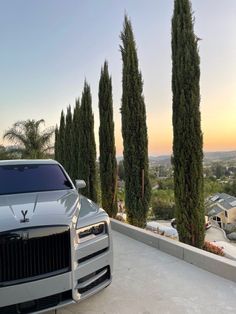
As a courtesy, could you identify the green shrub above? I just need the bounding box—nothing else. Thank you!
[151,190,175,220]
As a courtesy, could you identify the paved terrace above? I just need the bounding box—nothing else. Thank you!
[48,229,236,314]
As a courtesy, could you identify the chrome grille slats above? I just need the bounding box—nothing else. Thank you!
[0,226,71,287]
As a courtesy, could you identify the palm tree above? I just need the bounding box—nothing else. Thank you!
[3,119,54,159]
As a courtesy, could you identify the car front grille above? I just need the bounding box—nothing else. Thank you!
[0,226,71,287]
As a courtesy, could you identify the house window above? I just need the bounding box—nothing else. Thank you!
[225,211,228,218]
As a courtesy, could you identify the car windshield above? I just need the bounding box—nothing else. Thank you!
[0,164,73,195]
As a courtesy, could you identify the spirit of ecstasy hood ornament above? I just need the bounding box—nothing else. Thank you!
[20,210,29,223]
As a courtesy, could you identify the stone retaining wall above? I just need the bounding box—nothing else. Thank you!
[111,219,236,283]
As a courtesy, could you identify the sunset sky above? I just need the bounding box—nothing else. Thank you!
[0,0,235,155]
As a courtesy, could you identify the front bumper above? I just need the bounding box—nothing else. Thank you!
[0,218,113,313]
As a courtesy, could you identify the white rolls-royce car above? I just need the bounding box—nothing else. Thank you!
[0,159,113,314]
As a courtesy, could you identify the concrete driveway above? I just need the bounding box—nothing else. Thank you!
[47,230,236,314]
[205,226,236,260]
[205,226,228,242]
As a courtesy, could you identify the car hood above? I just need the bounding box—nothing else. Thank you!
[0,189,80,232]
[77,196,107,228]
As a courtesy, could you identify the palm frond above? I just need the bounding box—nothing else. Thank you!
[3,119,54,159]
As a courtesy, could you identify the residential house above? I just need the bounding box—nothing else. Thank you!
[207,193,236,228]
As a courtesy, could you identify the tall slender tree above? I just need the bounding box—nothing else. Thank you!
[172,0,205,248]
[98,61,118,217]
[120,15,151,228]
[64,106,73,177]
[58,110,66,166]
[54,125,59,161]
[78,81,97,202]
[71,99,80,183]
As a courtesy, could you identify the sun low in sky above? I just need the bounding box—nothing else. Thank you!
[0,0,235,155]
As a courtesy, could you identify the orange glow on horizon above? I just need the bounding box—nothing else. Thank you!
[114,106,236,156]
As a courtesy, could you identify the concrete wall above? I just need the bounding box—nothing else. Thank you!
[110,219,236,283]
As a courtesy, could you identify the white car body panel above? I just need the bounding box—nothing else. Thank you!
[0,160,113,313]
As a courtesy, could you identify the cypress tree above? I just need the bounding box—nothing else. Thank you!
[118,160,125,181]
[78,81,97,202]
[54,125,59,161]
[172,0,205,248]
[98,61,118,217]
[71,99,80,183]
[58,110,66,167]
[120,15,151,228]
[64,105,73,177]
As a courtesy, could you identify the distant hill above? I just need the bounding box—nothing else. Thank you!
[118,151,236,165]
[117,155,171,165]
[149,155,171,166]
[204,151,236,162]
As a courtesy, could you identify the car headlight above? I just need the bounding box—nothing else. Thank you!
[77,222,106,243]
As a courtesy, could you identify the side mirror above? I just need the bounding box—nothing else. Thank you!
[75,180,86,190]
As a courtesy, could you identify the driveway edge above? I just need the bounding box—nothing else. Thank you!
[111,219,236,283]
